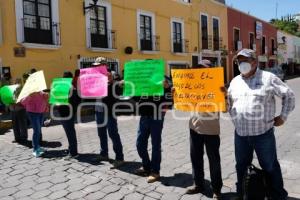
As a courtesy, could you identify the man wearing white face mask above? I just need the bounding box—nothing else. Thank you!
[227,49,295,200]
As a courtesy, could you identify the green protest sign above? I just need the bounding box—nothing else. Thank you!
[49,78,73,105]
[0,85,19,106]
[124,59,165,96]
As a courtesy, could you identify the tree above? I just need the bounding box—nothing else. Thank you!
[270,15,300,36]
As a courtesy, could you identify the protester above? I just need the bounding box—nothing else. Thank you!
[9,78,28,144]
[72,69,80,89]
[183,60,222,199]
[227,49,295,199]
[0,72,11,86]
[93,58,125,168]
[134,76,173,183]
[56,71,80,158]
[21,91,49,157]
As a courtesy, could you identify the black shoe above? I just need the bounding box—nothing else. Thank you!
[134,167,151,177]
[185,185,204,194]
[213,192,222,199]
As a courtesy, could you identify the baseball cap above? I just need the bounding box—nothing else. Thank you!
[237,49,256,59]
[198,59,212,68]
[92,57,107,66]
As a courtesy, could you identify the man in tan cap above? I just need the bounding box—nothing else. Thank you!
[185,60,222,199]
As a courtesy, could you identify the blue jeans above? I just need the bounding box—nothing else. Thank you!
[95,111,124,160]
[61,116,78,156]
[136,116,165,174]
[235,128,288,200]
[27,112,44,151]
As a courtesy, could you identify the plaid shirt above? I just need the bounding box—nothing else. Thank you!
[228,69,295,136]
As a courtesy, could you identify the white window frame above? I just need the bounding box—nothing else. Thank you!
[233,27,241,51]
[249,32,255,49]
[174,0,192,5]
[77,57,120,73]
[262,35,267,54]
[212,16,220,51]
[167,61,189,76]
[15,0,61,49]
[85,0,113,52]
[170,17,185,54]
[137,9,156,52]
[199,13,209,50]
[270,37,275,55]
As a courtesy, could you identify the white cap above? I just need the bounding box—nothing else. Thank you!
[198,59,212,67]
[237,49,256,59]
[92,57,107,66]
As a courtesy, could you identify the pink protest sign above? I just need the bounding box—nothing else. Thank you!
[79,66,108,98]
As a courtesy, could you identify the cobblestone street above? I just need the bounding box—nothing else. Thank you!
[0,78,300,200]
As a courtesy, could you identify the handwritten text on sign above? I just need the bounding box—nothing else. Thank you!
[17,71,47,102]
[123,59,164,96]
[79,66,108,98]
[171,67,226,112]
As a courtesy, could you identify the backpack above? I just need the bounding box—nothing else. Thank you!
[242,165,271,200]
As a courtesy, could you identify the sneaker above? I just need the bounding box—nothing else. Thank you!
[38,147,45,154]
[111,160,125,169]
[213,192,222,199]
[185,185,204,194]
[134,167,151,177]
[147,173,160,183]
[32,150,43,158]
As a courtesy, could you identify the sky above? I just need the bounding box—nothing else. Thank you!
[225,0,300,22]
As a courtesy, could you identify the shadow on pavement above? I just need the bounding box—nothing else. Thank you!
[12,140,61,149]
[0,128,10,135]
[75,153,105,166]
[42,149,69,159]
[116,161,143,174]
[40,141,62,148]
[221,192,238,200]
[160,173,193,188]
[220,193,300,200]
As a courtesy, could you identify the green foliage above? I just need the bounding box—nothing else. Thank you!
[270,15,300,36]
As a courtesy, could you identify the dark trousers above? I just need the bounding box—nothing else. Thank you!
[190,129,223,193]
[11,108,28,141]
[95,111,124,160]
[235,128,288,200]
[136,116,164,174]
[61,116,78,156]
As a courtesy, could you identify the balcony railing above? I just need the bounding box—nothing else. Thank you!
[213,36,222,51]
[140,35,160,51]
[89,28,117,49]
[201,35,213,50]
[172,38,189,53]
[22,18,61,45]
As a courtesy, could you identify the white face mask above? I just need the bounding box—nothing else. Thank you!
[238,62,252,75]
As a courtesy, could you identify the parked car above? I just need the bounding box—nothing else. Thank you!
[263,65,285,81]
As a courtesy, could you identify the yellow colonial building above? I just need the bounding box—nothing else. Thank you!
[0,0,228,85]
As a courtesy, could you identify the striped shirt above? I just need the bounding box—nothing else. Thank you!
[228,68,295,136]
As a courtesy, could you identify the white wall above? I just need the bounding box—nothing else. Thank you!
[277,31,295,64]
